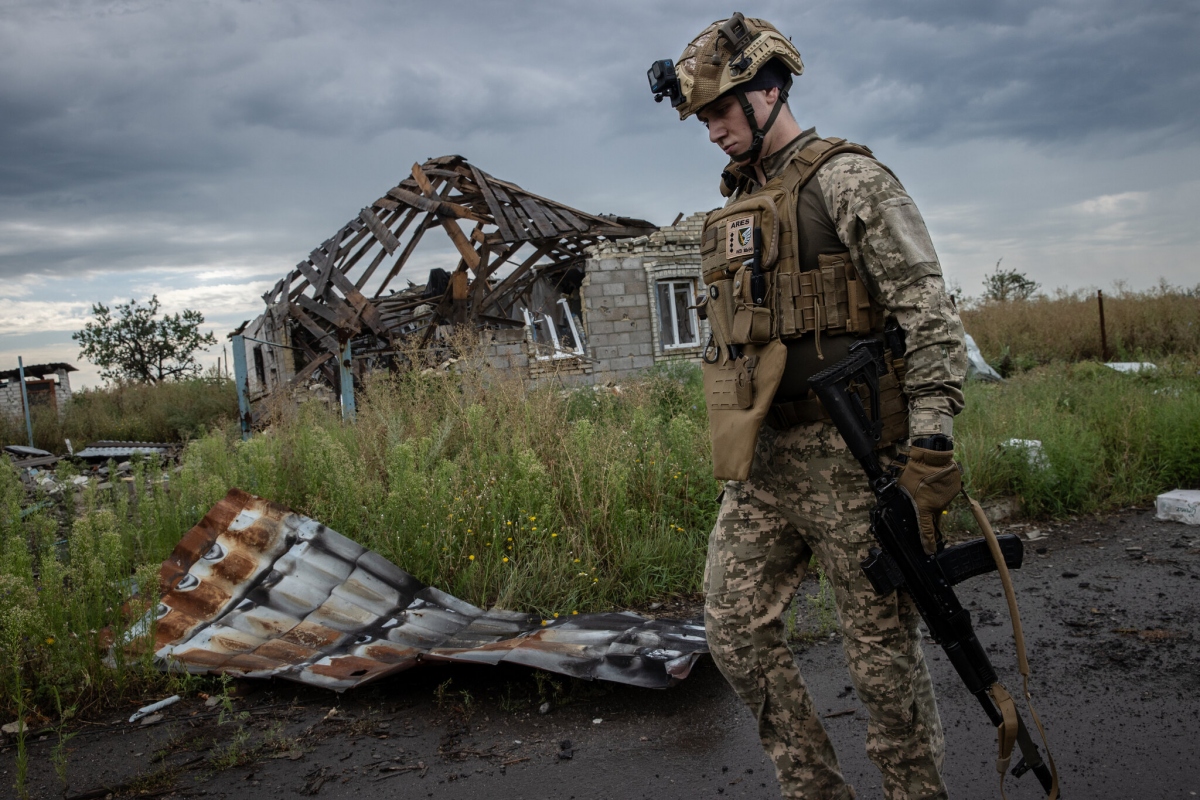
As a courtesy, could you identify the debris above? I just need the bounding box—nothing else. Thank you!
[538,702,551,715]
[235,155,657,423]
[129,694,181,723]
[2,720,26,735]
[132,489,708,692]
[1156,490,1200,526]
[1104,362,1157,374]
[981,497,1023,525]
[139,713,164,726]
[1000,438,1049,471]
[964,333,1003,382]
[592,718,603,724]
[557,739,574,760]
[822,709,857,719]
[73,441,175,462]
[3,444,52,458]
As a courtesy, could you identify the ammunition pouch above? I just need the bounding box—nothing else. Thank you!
[699,136,904,479]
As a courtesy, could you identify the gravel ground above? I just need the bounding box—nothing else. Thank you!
[4,508,1199,800]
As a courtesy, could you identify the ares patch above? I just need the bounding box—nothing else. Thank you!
[726,215,754,259]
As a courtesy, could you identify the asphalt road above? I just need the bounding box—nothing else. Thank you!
[4,508,1199,799]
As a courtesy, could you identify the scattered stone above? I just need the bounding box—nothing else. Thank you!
[2,720,26,735]
[1156,490,1200,526]
[538,702,551,715]
[1062,572,1079,578]
[139,713,164,726]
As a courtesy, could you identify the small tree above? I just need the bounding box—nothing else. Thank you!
[73,296,218,383]
[982,258,1039,302]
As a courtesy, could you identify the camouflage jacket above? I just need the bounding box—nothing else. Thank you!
[728,128,967,439]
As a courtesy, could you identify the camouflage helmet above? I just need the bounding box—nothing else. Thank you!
[650,12,803,121]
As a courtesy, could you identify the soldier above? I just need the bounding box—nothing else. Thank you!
[649,13,968,800]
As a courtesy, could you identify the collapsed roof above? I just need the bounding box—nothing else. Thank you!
[249,155,656,390]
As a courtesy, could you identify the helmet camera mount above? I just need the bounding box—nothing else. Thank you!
[648,59,683,107]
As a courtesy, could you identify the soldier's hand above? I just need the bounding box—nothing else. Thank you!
[897,437,962,555]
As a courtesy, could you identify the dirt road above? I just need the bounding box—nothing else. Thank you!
[5,509,1199,799]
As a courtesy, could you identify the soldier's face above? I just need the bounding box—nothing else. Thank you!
[697,89,777,160]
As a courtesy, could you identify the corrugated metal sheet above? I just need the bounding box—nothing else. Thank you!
[74,441,174,461]
[134,489,707,691]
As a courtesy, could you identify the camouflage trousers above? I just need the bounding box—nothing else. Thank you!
[703,421,947,800]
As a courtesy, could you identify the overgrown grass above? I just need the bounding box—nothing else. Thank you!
[961,282,1200,370]
[0,377,237,453]
[958,355,1200,515]
[3,352,1199,728]
[185,356,718,614]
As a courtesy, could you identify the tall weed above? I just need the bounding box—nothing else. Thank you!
[961,281,1200,368]
[0,377,237,452]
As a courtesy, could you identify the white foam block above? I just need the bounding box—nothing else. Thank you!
[1155,489,1200,525]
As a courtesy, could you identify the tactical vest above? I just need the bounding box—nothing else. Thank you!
[697,137,907,479]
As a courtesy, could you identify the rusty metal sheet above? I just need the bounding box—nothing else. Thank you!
[134,489,707,692]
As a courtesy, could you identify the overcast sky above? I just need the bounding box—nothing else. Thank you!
[3,0,1198,387]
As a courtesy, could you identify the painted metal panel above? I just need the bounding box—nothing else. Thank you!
[134,489,708,691]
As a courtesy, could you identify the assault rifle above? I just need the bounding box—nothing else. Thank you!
[808,339,1058,797]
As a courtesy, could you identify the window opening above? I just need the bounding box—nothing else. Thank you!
[522,303,585,360]
[656,279,700,349]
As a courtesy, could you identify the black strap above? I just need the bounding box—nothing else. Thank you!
[727,76,793,164]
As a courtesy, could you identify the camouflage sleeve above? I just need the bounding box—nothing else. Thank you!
[816,154,968,439]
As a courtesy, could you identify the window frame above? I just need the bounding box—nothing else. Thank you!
[655,278,701,351]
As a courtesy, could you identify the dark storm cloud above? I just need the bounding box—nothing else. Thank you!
[781,0,1200,143]
[0,0,1196,284]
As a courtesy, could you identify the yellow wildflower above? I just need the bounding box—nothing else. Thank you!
[502,557,509,563]
[468,555,475,561]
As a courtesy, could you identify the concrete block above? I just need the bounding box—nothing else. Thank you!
[601,282,627,297]
[614,295,639,308]
[587,320,614,336]
[493,327,526,343]
[631,355,655,370]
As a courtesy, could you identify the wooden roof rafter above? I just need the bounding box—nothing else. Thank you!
[256,154,654,384]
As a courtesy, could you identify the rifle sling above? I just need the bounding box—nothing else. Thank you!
[968,495,1060,800]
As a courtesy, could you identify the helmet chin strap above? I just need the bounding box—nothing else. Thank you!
[727,77,793,164]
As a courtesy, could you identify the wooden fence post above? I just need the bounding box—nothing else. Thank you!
[17,356,34,448]
[1097,290,1109,361]
[231,335,252,441]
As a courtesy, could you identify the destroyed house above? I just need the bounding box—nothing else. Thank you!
[233,155,710,420]
[0,362,75,420]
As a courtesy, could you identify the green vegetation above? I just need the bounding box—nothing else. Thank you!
[961,281,1200,370]
[73,295,217,384]
[958,356,1200,516]
[0,376,237,452]
[2,344,1198,734]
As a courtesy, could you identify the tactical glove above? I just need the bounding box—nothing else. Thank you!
[897,438,962,556]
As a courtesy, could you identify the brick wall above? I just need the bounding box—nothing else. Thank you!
[582,211,710,382]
